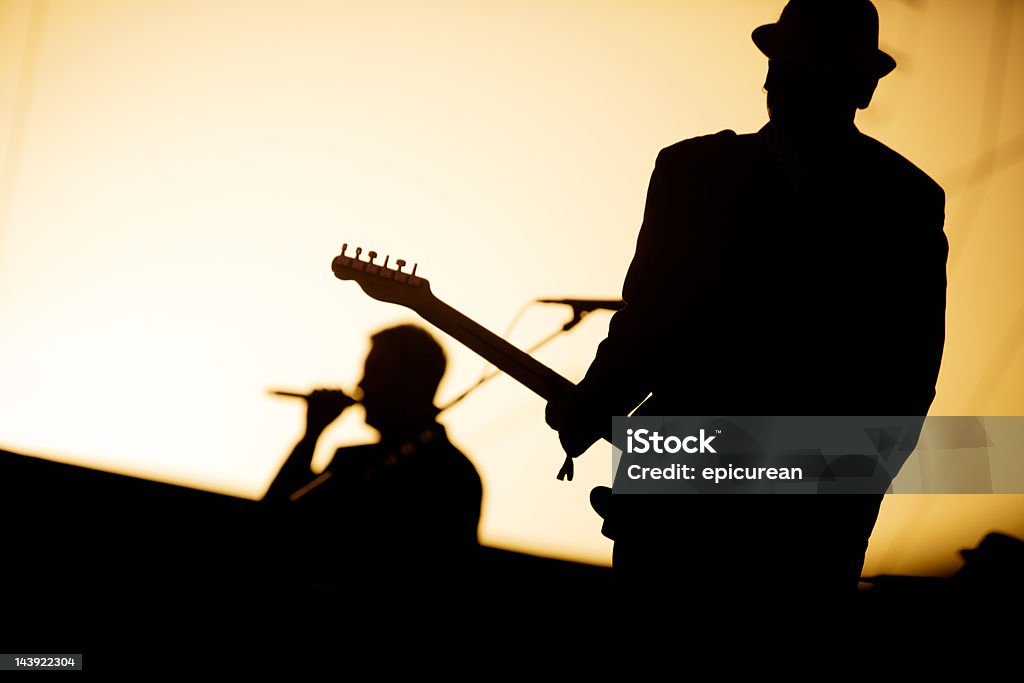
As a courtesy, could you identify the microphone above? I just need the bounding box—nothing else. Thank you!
[536,298,624,313]
[536,298,624,331]
[268,390,360,404]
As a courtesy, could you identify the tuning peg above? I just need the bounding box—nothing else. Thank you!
[411,263,418,277]
[355,247,363,260]
[395,259,406,273]
[383,255,390,268]
[368,251,377,264]
[340,243,348,257]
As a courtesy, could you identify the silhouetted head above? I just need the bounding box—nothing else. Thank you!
[753,0,893,131]
[358,324,446,437]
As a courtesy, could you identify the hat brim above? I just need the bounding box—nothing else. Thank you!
[752,23,896,79]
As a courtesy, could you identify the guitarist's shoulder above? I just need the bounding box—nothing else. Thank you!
[852,131,944,208]
[654,129,742,169]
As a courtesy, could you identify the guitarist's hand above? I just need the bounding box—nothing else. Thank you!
[546,390,604,480]
[304,388,357,436]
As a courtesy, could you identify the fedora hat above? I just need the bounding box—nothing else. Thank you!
[752,0,896,78]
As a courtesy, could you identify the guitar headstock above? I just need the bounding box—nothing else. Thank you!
[331,243,434,310]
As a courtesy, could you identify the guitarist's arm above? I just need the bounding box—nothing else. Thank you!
[552,141,729,456]
[264,389,355,502]
[544,152,679,456]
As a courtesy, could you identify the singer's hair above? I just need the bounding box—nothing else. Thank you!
[370,324,447,399]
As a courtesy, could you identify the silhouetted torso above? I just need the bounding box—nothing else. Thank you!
[576,122,947,603]
[584,123,945,418]
[276,421,481,592]
[300,422,481,555]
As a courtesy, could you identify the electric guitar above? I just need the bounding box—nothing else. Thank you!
[330,244,629,480]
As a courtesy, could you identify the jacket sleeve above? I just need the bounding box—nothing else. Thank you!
[901,184,948,415]
[550,141,720,456]
[575,149,678,411]
[581,133,730,402]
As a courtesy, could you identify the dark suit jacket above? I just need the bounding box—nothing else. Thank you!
[282,423,482,588]
[579,123,946,418]
[321,423,482,555]
[568,122,947,597]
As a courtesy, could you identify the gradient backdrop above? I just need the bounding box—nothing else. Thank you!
[1,0,1022,576]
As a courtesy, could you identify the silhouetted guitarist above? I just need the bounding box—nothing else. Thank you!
[546,0,947,607]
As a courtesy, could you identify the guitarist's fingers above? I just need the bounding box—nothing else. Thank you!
[556,457,574,481]
[561,429,599,458]
[545,396,567,431]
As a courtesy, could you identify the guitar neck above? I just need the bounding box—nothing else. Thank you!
[414,297,575,402]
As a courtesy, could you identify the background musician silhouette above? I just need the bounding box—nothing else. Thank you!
[266,324,482,591]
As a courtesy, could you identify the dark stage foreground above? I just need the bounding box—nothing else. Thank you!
[0,450,612,655]
[1,448,1020,669]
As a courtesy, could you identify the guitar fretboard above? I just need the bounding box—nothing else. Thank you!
[415,297,575,402]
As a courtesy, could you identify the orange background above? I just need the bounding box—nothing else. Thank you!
[1,0,1022,576]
